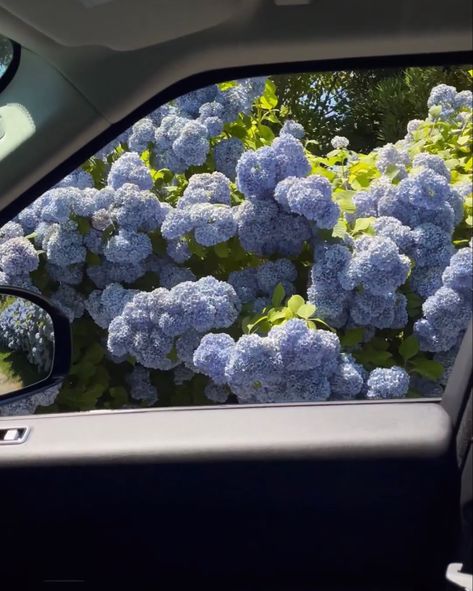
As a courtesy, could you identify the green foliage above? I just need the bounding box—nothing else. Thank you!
[274,65,472,154]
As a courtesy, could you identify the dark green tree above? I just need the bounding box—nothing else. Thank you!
[274,65,472,154]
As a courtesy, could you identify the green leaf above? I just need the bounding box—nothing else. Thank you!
[187,235,206,258]
[85,251,102,266]
[167,346,179,363]
[268,309,288,323]
[399,335,419,362]
[258,124,275,143]
[332,218,348,239]
[76,217,91,236]
[405,291,423,318]
[218,81,236,91]
[259,79,278,110]
[248,316,271,335]
[296,303,316,319]
[313,317,335,332]
[340,327,365,348]
[410,356,444,381]
[287,294,305,313]
[109,386,128,407]
[352,216,376,236]
[354,345,394,368]
[214,242,231,258]
[333,190,356,213]
[272,283,286,307]
[83,342,105,365]
[227,122,247,140]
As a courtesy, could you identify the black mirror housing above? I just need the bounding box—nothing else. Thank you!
[0,286,71,405]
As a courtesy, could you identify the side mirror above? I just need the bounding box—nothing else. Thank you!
[0,286,71,405]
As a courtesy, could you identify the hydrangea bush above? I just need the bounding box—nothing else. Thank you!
[0,75,472,415]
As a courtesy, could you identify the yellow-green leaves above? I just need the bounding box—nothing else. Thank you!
[287,294,305,313]
[258,79,278,110]
[351,216,376,236]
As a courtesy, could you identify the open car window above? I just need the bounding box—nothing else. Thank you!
[0,64,472,416]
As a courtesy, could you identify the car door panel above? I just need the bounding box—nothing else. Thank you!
[0,402,458,588]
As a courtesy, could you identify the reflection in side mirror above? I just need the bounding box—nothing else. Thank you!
[0,295,54,396]
[0,287,71,404]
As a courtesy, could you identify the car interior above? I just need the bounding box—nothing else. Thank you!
[0,0,472,588]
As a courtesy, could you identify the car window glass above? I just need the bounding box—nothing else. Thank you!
[0,64,472,416]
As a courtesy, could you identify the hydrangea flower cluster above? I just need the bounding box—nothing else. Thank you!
[414,243,472,352]
[193,319,346,402]
[107,277,241,371]
[0,78,471,413]
[162,173,237,247]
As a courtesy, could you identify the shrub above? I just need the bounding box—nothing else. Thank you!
[0,73,472,415]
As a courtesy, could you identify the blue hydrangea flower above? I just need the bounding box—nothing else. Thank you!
[50,285,85,322]
[307,243,352,327]
[85,283,138,329]
[46,263,83,286]
[410,265,444,298]
[441,246,472,299]
[191,204,237,246]
[455,89,473,110]
[193,333,235,384]
[275,175,340,228]
[329,353,365,399]
[177,172,231,209]
[427,84,458,118]
[236,146,278,200]
[111,183,170,231]
[161,208,195,240]
[40,188,80,223]
[281,120,305,139]
[411,223,454,268]
[414,287,471,352]
[228,268,259,304]
[269,320,340,373]
[350,291,407,330]
[236,135,309,201]
[159,263,195,289]
[172,120,209,167]
[56,169,93,190]
[237,200,311,257]
[374,216,413,253]
[107,152,153,190]
[128,118,156,153]
[272,134,311,180]
[126,365,158,405]
[175,85,219,117]
[366,367,409,399]
[42,222,86,267]
[166,238,191,263]
[256,258,297,296]
[204,383,230,403]
[412,153,451,181]
[103,229,152,264]
[214,138,244,181]
[87,260,146,288]
[340,236,410,296]
[331,136,349,149]
[0,222,24,245]
[376,144,409,176]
